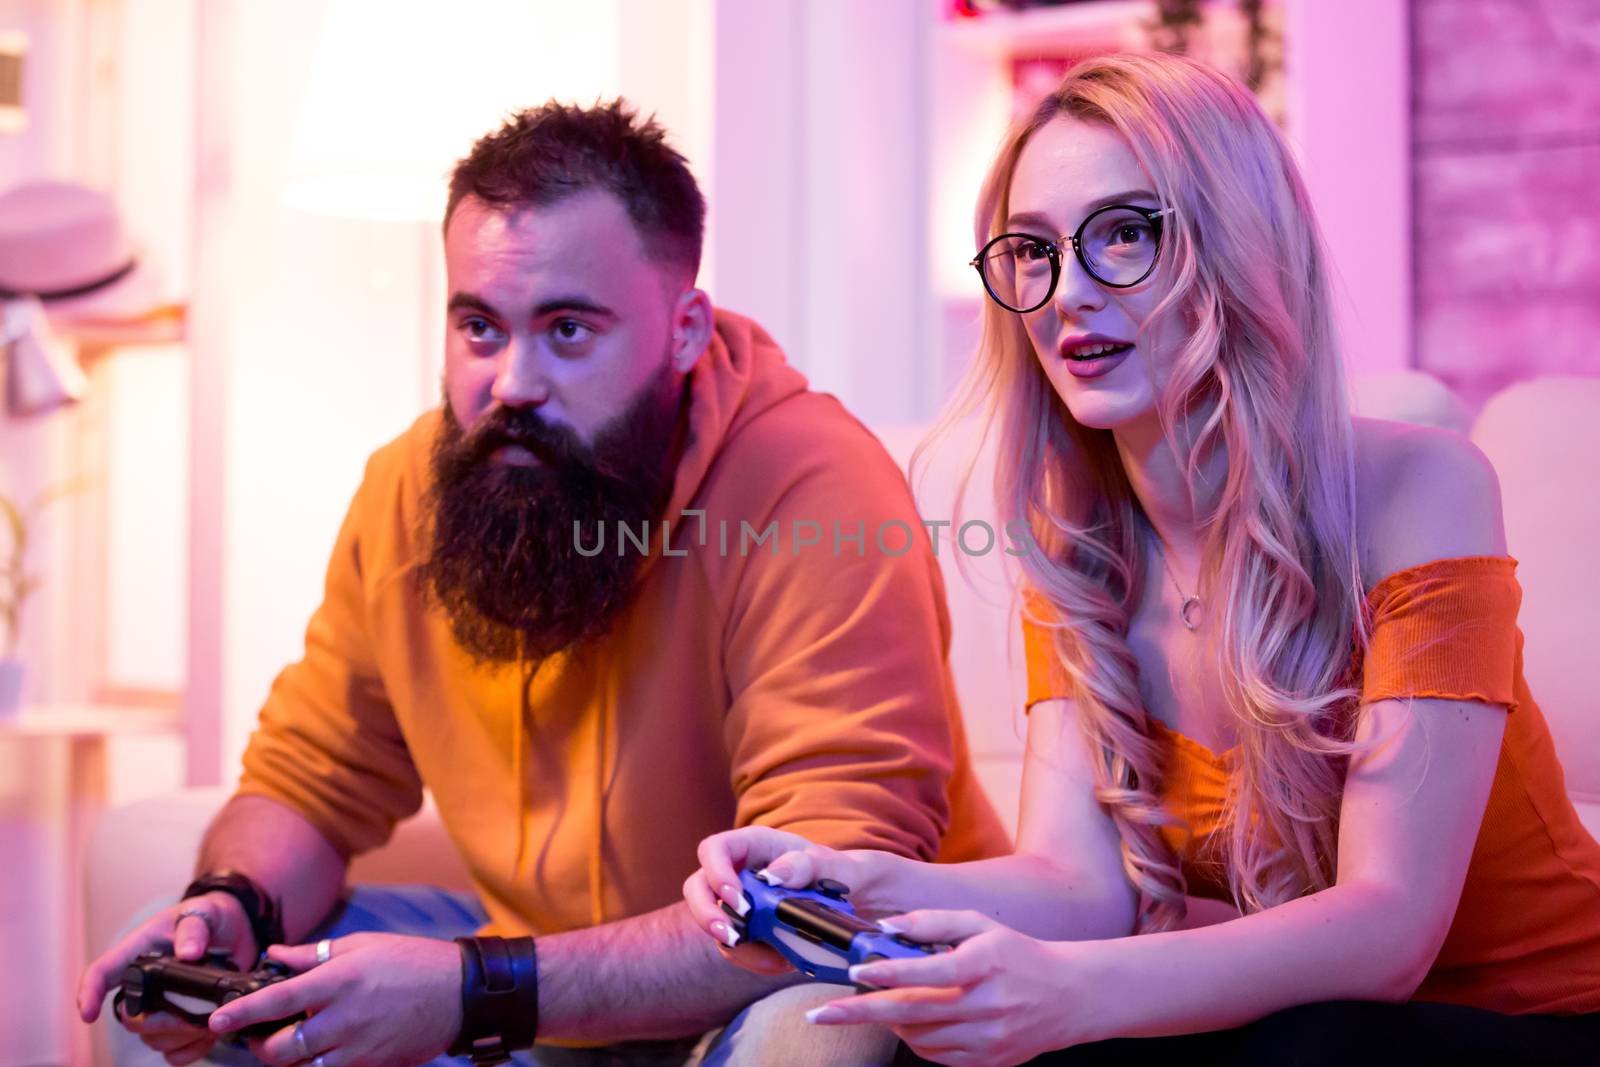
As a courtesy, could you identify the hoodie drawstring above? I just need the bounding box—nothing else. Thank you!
[589,691,607,928]
[510,652,610,930]
[511,656,533,879]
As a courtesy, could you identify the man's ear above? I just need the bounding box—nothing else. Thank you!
[670,288,714,374]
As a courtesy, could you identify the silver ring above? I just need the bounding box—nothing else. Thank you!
[293,1022,310,1060]
[315,937,333,965]
[176,906,213,933]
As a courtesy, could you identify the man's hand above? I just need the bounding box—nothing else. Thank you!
[209,933,463,1067]
[77,892,259,1065]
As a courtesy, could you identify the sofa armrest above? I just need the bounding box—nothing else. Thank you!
[85,788,471,970]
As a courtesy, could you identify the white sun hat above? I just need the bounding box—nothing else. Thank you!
[0,181,165,415]
[0,180,164,319]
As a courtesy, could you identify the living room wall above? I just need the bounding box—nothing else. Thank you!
[1413,0,1600,408]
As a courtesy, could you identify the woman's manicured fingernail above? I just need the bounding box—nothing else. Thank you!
[211,1014,232,1030]
[875,919,903,933]
[847,964,883,985]
[805,1005,845,1024]
[712,921,741,948]
[759,864,792,884]
[720,885,751,916]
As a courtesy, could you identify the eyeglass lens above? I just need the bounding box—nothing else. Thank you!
[978,206,1161,312]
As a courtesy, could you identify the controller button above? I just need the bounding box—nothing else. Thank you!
[814,878,851,899]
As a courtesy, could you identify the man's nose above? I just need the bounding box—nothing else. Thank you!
[490,340,549,409]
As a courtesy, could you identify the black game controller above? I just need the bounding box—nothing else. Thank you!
[116,950,304,1040]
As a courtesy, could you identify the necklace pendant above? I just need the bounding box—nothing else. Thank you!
[1179,595,1203,631]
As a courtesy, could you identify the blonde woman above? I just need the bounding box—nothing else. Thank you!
[682,53,1600,1065]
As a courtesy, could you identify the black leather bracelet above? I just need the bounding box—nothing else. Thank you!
[181,870,286,959]
[448,936,539,1065]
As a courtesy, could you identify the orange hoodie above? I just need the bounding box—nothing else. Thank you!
[238,309,1008,937]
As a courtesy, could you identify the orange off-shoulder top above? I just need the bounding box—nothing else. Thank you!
[1022,556,1600,1015]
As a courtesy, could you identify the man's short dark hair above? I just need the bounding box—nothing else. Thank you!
[445,98,706,282]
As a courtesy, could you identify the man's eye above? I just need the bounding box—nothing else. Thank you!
[551,319,594,344]
[462,317,501,342]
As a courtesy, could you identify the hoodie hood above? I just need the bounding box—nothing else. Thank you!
[658,307,811,526]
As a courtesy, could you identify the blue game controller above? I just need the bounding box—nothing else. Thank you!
[719,868,939,986]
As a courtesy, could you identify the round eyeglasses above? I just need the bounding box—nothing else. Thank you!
[970,204,1173,314]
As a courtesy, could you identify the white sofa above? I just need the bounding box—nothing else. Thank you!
[1468,377,1600,837]
[82,372,1600,1064]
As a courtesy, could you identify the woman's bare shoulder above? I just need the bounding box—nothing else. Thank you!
[1351,416,1507,593]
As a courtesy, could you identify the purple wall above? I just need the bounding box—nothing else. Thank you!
[1413,0,1600,409]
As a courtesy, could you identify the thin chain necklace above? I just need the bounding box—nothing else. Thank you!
[1153,539,1203,632]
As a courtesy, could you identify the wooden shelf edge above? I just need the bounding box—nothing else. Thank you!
[0,701,183,737]
[62,303,188,351]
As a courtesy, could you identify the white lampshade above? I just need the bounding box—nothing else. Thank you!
[2,297,87,417]
[284,0,621,222]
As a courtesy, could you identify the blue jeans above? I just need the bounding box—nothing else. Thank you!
[106,886,897,1067]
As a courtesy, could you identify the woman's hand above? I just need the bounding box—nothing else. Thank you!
[683,826,881,975]
[805,909,1101,1066]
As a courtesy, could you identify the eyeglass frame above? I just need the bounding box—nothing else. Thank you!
[969,204,1175,314]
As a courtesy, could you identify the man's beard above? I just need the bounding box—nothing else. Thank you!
[418,363,685,664]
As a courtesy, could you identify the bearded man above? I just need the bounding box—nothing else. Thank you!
[79,100,1005,1067]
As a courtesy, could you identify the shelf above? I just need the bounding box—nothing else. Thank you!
[0,701,181,738]
[61,302,187,351]
[940,1,1154,56]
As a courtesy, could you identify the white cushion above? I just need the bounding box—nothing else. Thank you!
[1472,377,1600,801]
[873,420,1027,838]
[85,789,470,964]
[1349,369,1472,432]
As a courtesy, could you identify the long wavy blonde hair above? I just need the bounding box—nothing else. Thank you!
[941,52,1368,931]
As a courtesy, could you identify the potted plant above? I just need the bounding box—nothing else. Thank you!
[0,483,74,717]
